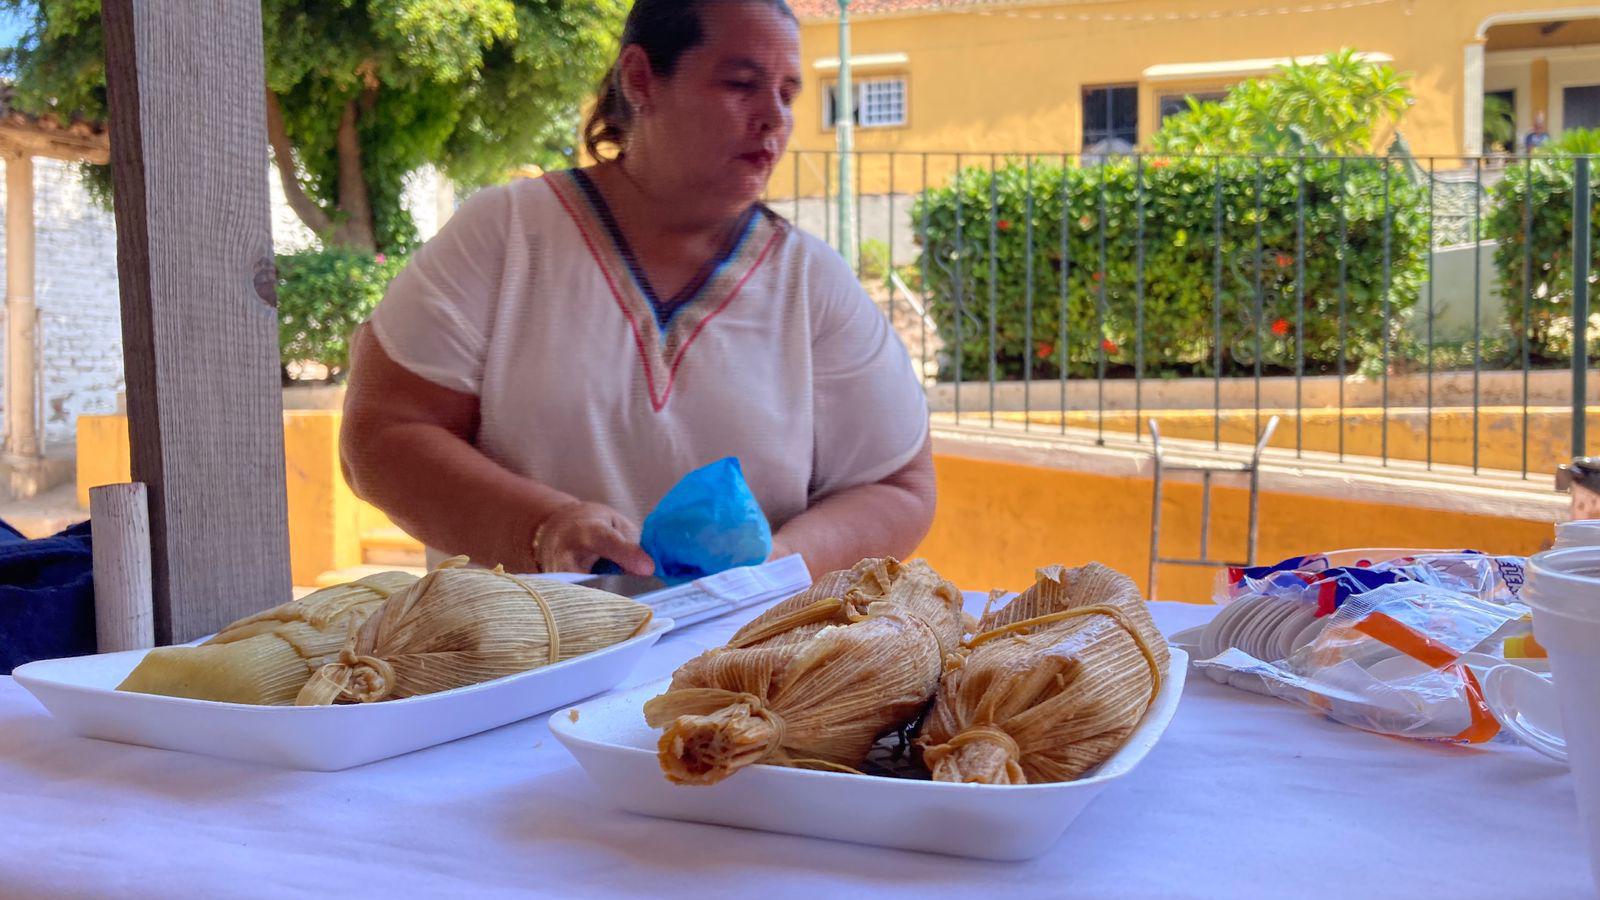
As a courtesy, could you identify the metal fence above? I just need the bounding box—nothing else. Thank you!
[770,149,1600,480]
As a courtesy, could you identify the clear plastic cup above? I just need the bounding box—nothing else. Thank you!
[1526,547,1600,893]
[1554,520,1600,551]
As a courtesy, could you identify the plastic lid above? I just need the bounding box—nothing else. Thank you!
[1527,547,1600,624]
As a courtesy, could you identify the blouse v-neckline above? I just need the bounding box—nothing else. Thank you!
[547,169,785,412]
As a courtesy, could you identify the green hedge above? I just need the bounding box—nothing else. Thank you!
[1486,156,1600,362]
[276,248,406,378]
[911,157,1429,381]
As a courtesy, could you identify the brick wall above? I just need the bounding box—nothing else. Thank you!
[0,158,450,450]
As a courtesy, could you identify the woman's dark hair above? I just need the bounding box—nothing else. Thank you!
[583,0,796,161]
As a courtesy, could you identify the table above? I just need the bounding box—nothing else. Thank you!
[0,600,1591,899]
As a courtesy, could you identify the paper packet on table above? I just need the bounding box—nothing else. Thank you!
[1193,581,1525,743]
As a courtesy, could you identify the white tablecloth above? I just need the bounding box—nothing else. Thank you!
[0,600,1591,899]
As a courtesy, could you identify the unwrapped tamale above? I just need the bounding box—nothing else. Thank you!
[643,557,965,785]
[917,563,1168,785]
[116,570,418,705]
[295,557,652,705]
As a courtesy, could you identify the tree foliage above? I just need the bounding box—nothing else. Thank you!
[914,51,1428,381]
[1,0,625,252]
[1153,50,1413,156]
[276,247,406,378]
[1487,128,1600,361]
[913,157,1427,381]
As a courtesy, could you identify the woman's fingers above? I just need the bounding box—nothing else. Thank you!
[532,502,654,576]
[593,524,656,577]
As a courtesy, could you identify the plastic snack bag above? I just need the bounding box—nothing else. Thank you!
[640,457,773,586]
[1194,581,1523,742]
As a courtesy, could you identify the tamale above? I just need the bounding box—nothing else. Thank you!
[917,563,1168,785]
[725,557,968,659]
[296,557,652,705]
[116,570,418,705]
[643,557,964,785]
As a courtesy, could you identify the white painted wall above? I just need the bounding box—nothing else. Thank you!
[0,157,122,448]
[0,158,452,450]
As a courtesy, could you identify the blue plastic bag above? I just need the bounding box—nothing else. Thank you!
[640,457,772,585]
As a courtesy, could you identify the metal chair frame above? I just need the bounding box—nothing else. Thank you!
[1147,415,1280,601]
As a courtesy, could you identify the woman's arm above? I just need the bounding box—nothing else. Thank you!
[341,326,653,574]
[770,435,936,576]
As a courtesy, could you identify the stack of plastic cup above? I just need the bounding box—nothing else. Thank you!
[1553,520,1600,551]
[1527,546,1600,893]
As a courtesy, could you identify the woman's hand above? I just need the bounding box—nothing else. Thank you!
[533,501,656,576]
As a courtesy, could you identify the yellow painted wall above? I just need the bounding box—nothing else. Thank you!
[918,452,1553,601]
[77,410,1553,599]
[77,412,364,587]
[773,0,1600,198]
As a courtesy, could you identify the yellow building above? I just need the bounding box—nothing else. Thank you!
[774,0,1600,197]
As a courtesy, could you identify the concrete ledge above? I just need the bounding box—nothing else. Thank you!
[928,369,1600,414]
[1,448,75,502]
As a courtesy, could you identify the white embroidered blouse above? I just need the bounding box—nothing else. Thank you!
[368,171,930,560]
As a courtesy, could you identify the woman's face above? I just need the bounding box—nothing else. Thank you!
[628,2,801,208]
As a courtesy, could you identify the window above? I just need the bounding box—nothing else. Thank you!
[825,76,908,128]
[1157,90,1227,125]
[860,79,907,127]
[1566,85,1600,131]
[1083,85,1138,150]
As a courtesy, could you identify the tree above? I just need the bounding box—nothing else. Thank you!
[2,0,625,253]
[1153,49,1413,156]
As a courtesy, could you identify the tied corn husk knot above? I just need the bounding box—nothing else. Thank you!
[645,557,964,785]
[116,570,418,705]
[340,655,396,704]
[920,724,1024,785]
[296,557,651,705]
[917,563,1169,785]
[645,689,789,784]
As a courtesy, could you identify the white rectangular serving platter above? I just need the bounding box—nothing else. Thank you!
[13,617,673,772]
[551,647,1187,861]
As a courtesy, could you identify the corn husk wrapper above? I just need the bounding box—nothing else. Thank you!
[296,558,652,705]
[917,563,1169,785]
[116,571,418,705]
[643,557,965,785]
[725,557,969,659]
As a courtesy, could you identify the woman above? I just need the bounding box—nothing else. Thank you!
[340,0,934,578]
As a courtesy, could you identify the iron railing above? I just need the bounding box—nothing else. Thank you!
[771,149,1600,480]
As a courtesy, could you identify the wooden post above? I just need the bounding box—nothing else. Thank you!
[101,0,291,643]
[90,483,154,652]
[3,153,37,461]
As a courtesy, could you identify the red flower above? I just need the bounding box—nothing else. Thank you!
[374,253,388,264]
[997,219,1013,232]
[1150,158,1170,169]
[1101,338,1119,354]
[1036,341,1055,360]
[1078,215,1093,229]
[1091,271,1103,282]
[1274,252,1292,269]
[1271,318,1290,336]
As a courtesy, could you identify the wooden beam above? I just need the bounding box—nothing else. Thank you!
[0,126,110,165]
[101,0,291,643]
[3,154,36,462]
